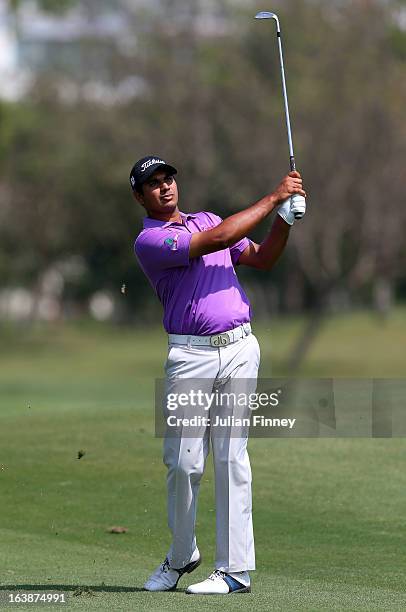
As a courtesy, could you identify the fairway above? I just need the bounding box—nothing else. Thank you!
[1,311,406,611]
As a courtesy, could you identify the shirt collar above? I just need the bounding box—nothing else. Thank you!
[143,212,197,229]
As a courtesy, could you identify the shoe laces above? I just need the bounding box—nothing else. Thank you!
[209,569,225,581]
[160,557,171,574]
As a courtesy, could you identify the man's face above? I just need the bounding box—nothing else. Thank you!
[135,170,179,216]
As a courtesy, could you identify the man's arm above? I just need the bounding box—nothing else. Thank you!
[189,171,305,259]
[237,215,290,271]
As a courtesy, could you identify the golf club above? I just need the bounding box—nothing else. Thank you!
[255,11,306,220]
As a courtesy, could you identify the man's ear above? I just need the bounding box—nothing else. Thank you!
[133,191,144,206]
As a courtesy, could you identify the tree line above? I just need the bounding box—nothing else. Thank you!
[0,0,405,335]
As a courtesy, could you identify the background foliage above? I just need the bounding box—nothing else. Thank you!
[0,0,405,341]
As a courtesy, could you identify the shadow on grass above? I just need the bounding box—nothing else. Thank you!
[0,584,159,594]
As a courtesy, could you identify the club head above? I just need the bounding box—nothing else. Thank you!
[255,11,277,20]
[255,11,280,30]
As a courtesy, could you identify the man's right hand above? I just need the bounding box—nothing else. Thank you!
[272,171,306,205]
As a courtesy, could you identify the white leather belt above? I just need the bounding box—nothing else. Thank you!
[168,323,251,348]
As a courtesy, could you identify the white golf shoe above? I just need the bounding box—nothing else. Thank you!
[143,548,201,592]
[186,569,251,594]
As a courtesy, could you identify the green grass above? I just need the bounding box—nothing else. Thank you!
[0,310,406,610]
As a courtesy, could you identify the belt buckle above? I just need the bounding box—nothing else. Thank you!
[210,332,231,347]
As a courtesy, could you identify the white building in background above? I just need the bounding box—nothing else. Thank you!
[0,0,32,100]
[0,2,17,73]
[0,0,135,102]
[0,0,243,103]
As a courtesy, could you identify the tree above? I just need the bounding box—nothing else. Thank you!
[0,0,405,336]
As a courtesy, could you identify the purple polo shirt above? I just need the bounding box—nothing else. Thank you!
[134,211,252,335]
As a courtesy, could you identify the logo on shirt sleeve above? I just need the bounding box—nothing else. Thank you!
[164,233,179,251]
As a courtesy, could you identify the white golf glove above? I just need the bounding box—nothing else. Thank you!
[277,194,306,225]
[291,194,306,219]
[277,197,295,225]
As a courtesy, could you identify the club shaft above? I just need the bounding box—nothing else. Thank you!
[276,31,295,171]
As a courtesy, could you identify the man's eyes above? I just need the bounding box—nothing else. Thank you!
[148,176,174,188]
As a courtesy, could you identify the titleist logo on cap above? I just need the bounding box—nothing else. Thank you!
[141,158,166,172]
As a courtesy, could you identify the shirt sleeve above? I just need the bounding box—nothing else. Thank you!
[135,228,192,270]
[230,237,251,265]
[204,212,250,265]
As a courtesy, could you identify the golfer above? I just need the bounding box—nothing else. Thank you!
[130,155,306,595]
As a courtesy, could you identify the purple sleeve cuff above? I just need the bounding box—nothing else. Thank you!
[229,237,251,265]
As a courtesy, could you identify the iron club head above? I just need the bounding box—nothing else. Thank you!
[254,12,280,29]
[255,11,276,19]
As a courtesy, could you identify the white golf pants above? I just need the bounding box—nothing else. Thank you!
[162,332,260,572]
